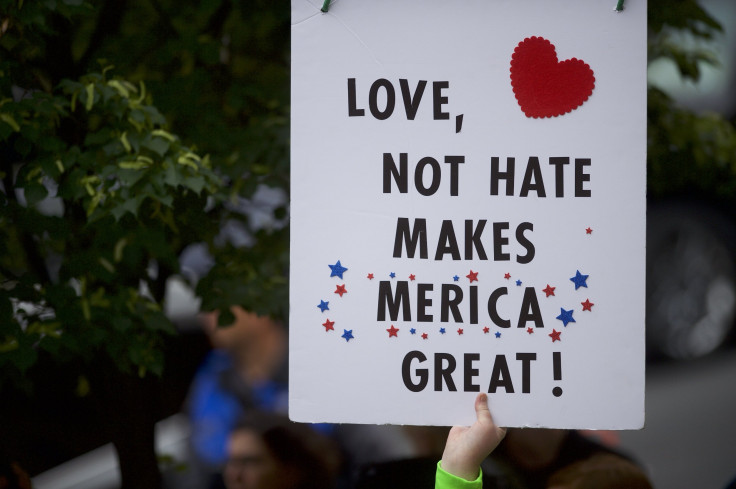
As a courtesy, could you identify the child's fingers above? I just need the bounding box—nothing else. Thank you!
[475,393,507,441]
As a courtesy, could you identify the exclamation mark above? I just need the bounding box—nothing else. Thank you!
[552,352,563,397]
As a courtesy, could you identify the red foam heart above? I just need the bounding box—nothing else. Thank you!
[510,37,595,118]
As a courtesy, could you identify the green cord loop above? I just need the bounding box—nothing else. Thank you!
[321,0,331,12]
[615,0,625,12]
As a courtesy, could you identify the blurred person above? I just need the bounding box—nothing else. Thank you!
[184,306,291,487]
[183,306,418,488]
[435,394,652,489]
[546,453,653,489]
[484,427,640,489]
[223,412,340,489]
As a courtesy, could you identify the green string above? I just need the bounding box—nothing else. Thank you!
[615,0,625,11]
[321,0,331,12]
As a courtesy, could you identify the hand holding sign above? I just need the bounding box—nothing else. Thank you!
[440,393,507,481]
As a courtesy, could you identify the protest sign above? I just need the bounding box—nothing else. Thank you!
[290,0,646,429]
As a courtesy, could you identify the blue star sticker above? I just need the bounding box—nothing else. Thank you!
[328,260,348,279]
[342,329,354,342]
[453,275,460,281]
[516,279,522,286]
[570,270,589,290]
[556,308,576,326]
[495,331,502,338]
[317,300,329,312]
[410,328,417,335]
[389,272,396,279]
[439,327,446,334]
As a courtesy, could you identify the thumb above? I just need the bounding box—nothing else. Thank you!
[475,393,507,441]
[475,393,492,424]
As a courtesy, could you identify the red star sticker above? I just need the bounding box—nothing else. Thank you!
[409,274,416,281]
[367,273,374,280]
[334,284,347,297]
[527,327,534,334]
[581,299,594,311]
[483,326,490,334]
[322,319,335,332]
[466,270,478,282]
[549,329,561,342]
[421,332,428,340]
[542,284,556,297]
[586,227,593,234]
[386,325,399,337]
[457,328,464,335]
[504,272,511,280]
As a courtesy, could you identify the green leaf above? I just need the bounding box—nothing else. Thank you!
[112,316,133,332]
[120,131,132,153]
[14,137,33,158]
[163,162,183,188]
[182,175,206,194]
[118,160,150,170]
[111,194,146,220]
[24,184,49,206]
[0,113,20,132]
[144,136,170,157]
[85,83,95,111]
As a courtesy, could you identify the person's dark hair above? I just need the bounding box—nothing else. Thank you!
[232,411,340,489]
[546,453,653,489]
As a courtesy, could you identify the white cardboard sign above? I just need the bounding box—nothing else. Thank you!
[290,0,646,429]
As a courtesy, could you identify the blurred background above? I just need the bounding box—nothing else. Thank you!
[1,1,735,488]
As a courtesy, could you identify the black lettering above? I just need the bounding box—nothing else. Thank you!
[518,287,544,328]
[491,157,515,196]
[435,353,457,391]
[469,285,478,325]
[493,222,510,261]
[435,220,461,260]
[417,283,433,322]
[377,280,411,321]
[383,153,408,193]
[347,78,365,116]
[393,218,428,259]
[369,78,395,120]
[400,79,427,120]
[488,355,514,393]
[432,81,450,120]
[516,353,536,393]
[465,219,488,260]
[488,288,510,328]
[464,353,481,392]
[445,155,464,196]
[520,156,546,197]
[575,158,591,197]
[516,222,535,264]
[549,157,569,197]
[402,351,428,392]
[441,284,463,323]
[415,157,441,196]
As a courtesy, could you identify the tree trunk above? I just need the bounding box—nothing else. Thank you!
[93,365,162,489]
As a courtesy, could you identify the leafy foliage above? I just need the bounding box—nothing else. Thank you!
[647,0,736,200]
[0,0,281,385]
[0,65,222,383]
[75,0,293,320]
